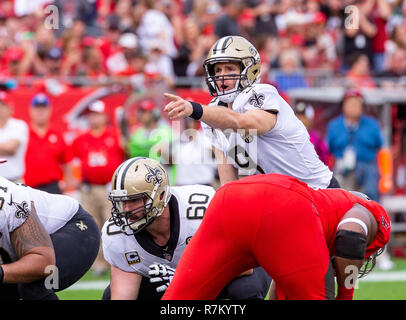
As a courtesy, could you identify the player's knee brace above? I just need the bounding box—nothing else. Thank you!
[335,229,366,260]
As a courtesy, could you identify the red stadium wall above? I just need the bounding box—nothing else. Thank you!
[9,86,211,137]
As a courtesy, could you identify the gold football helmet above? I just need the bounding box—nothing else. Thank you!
[108,157,171,235]
[203,36,261,103]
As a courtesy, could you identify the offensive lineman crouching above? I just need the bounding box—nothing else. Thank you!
[0,159,100,299]
[101,157,271,300]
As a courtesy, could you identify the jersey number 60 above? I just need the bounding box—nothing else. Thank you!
[186,193,210,220]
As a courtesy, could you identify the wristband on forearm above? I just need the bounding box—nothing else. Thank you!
[188,101,203,120]
[0,265,4,283]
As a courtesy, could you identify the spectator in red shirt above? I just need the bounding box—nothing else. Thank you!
[24,93,70,194]
[67,100,125,276]
[369,0,393,72]
[2,46,25,77]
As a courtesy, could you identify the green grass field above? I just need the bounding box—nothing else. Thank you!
[56,258,406,300]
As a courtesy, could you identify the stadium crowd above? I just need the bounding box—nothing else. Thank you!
[0,0,404,88]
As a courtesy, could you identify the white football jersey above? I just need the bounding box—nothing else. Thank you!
[101,185,215,277]
[202,83,332,189]
[0,176,79,264]
[0,177,31,264]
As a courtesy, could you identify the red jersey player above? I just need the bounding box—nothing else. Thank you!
[162,173,391,300]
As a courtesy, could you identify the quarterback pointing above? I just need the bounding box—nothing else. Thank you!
[101,157,271,300]
[164,36,338,189]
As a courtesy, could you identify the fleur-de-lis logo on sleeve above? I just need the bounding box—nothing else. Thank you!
[14,201,30,219]
[248,90,265,108]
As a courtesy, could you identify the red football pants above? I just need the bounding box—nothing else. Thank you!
[163,182,331,300]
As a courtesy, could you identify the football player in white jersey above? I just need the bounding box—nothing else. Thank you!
[0,159,100,300]
[163,35,339,189]
[101,157,272,300]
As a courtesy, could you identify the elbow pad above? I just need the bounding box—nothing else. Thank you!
[335,229,367,260]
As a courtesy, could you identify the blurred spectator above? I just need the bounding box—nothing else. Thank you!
[98,14,123,71]
[306,0,322,13]
[97,0,116,22]
[302,12,338,71]
[127,99,174,182]
[24,93,70,194]
[327,88,384,201]
[247,0,278,38]
[111,0,135,33]
[0,91,28,183]
[172,18,201,78]
[277,11,308,48]
[127,99,172,158]
[54,0,98,35]
[346,52,376,88]
[173,118,217,186]
[384,21,406,63]
[14,0,53,17]
[144,39,175,88]
[295,102,330,166]
[106,32,138,76]
[214,0,245,39]
[172,17,217,79]
[342,0,377,71]
[67,100,125,276]
[157,0,184,49]
[134,0,177,58]
[43,46,63,76]
[0,1,14,18]
[187,0,221,36]
[254,35,279,83]
[237,7,256,40]
[2,46,26,77]
[274,49,308,92]
[321,0,345,40]
[376,47,406,88]
[31,24,62,76]
[76,37,106,78]
[370,0,394,72]
[60,19,86,76]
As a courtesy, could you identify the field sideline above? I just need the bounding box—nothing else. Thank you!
[56,258,406,300]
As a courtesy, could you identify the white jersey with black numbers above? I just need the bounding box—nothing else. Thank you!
[101,185,215,277]
[202,83,333,189]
